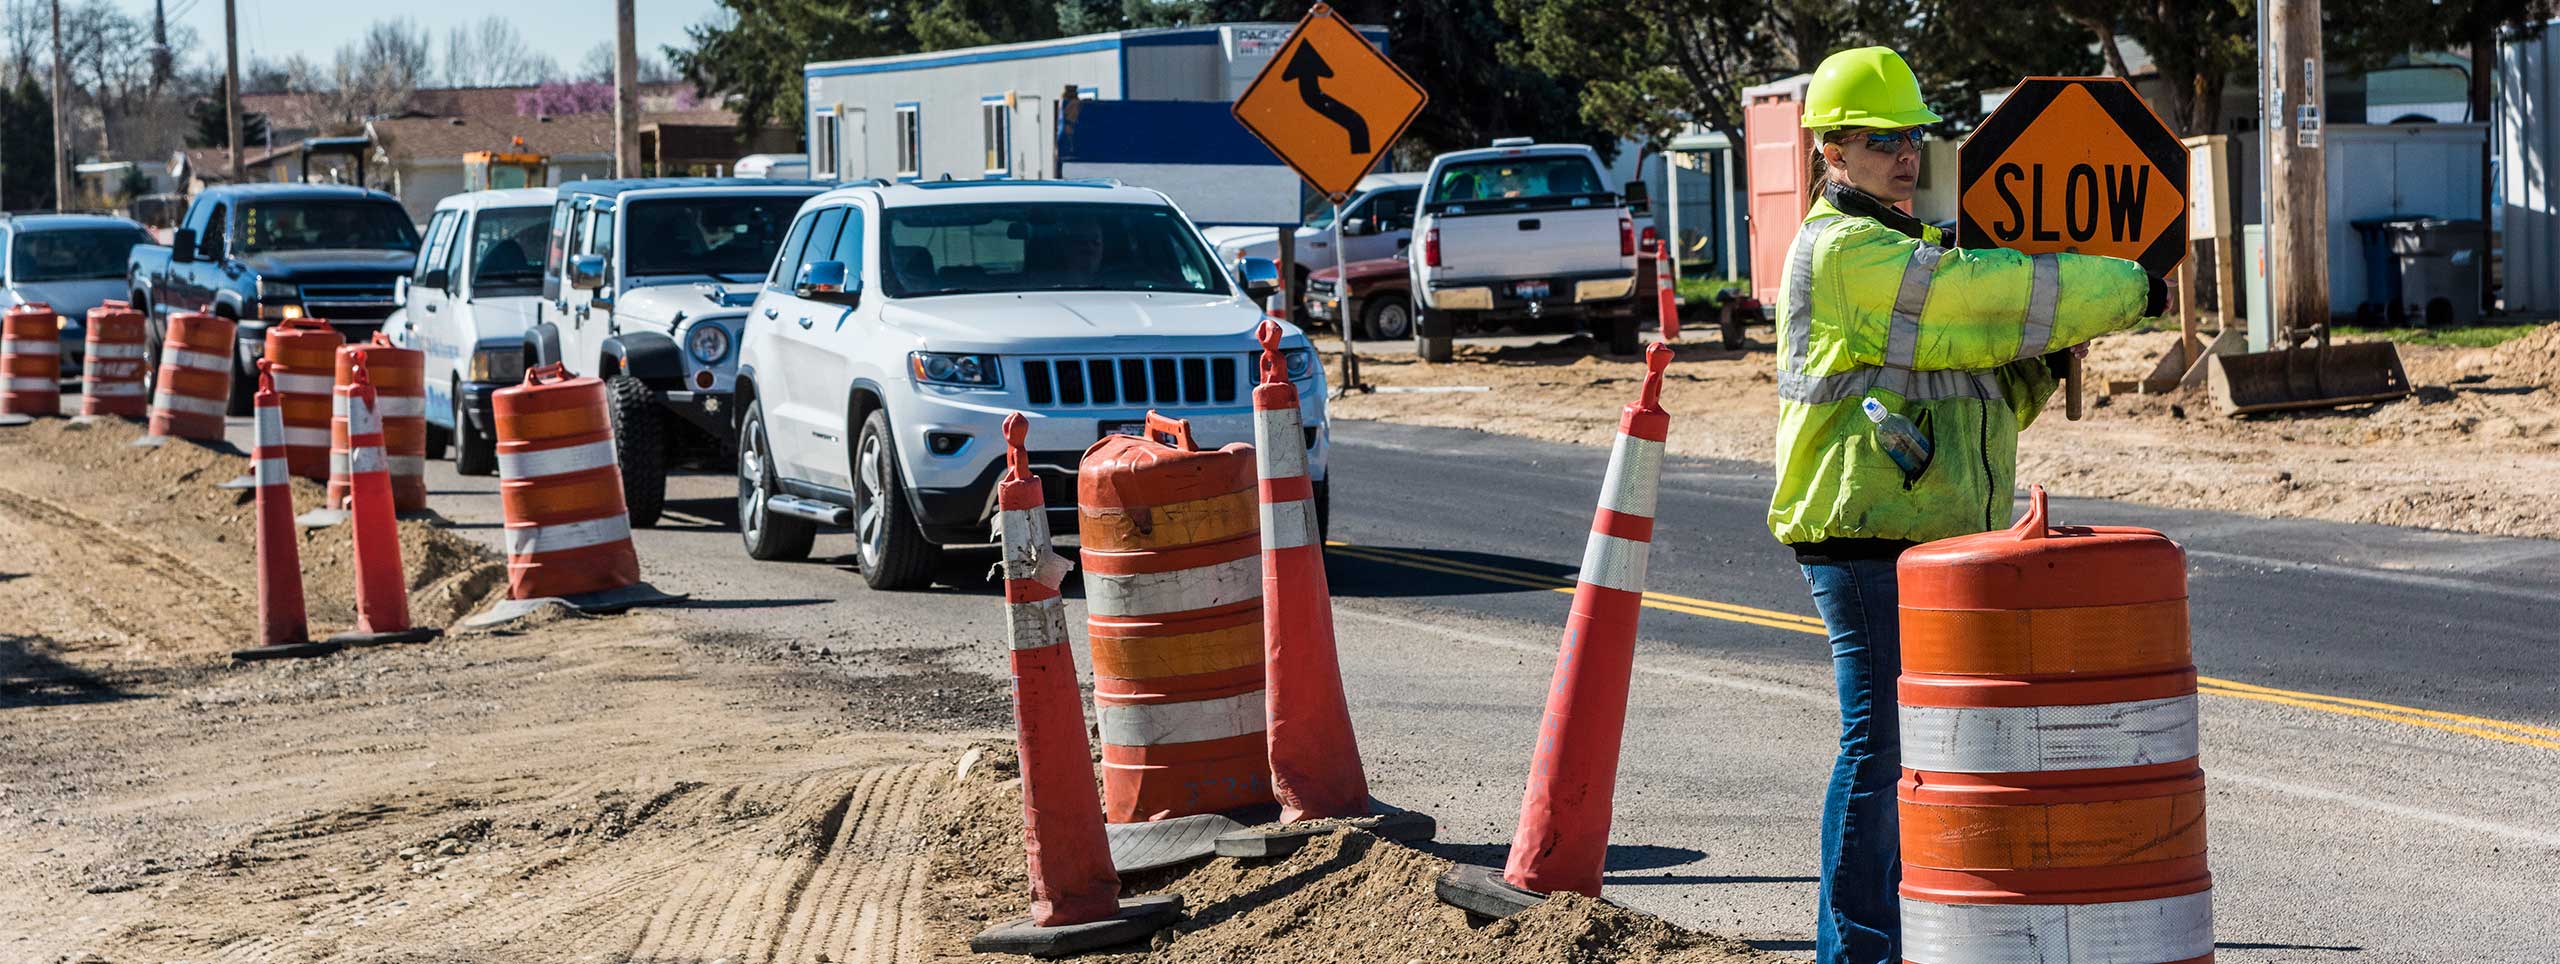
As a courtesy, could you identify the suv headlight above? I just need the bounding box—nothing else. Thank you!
[257,279,299,302]
[1284,347,1317,382]
[909,351,1000,388]
[468,345,526,384]
[685,322,732,365]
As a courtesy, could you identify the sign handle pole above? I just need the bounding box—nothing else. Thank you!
[2064,353,2084,421]
[1332,199,1363,396]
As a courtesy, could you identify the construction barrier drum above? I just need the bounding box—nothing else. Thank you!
[150,311,237,440]
[492,363,640,600]
[1896,485,2212,964]
[2,302,59,416]
[1078,412,1273,822]
[331,335,427,511]
[81,302,149,418]
[263,317,343,480]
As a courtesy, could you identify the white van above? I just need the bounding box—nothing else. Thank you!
[383,187,555,475]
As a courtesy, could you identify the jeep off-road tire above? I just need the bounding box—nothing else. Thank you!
[737,400,815,562]
[451,379,497,476]
[851,408,940,590]
[605,374,666,528]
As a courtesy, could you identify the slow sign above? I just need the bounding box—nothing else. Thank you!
[1958,77,2188,275]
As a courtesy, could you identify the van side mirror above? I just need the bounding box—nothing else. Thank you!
[171,228,196,263]
[1622,179,1651,216]
[797,260,861,306]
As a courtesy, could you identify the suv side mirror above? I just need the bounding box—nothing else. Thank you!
[1238,256,1280,296]
[170,228,196,263]
[796,260,861,306]
[568,254,606,290]
[1622,179,1651,216]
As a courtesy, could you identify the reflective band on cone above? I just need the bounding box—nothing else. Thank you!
[328,336,427,512]
[264,318,344,481]
[1252,320,1366,823]
[250,363,309,646]
[1504,343,1674,898]
[81,302,148,418]
[1,303,59,417]
[493,364,640,600]
[992,413,1123,927]
[1081,410,1273,823]
[147,312,236,441]
[1898,486,2215,963]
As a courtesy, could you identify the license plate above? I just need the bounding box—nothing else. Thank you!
[1100,420,1147,439]
[1516,280,1551,299]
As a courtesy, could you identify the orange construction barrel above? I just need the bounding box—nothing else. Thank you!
[262,317,344,480]
[80,301,149,418]
[331,335,427,511]
[492,363,640,600]
[2,302,60,417]
[1896,485,2212,964]
[148,311,236,440]
[1078,412,1273,822]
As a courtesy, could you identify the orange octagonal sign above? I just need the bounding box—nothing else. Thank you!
[1958,77,2187,275]
[1231,3,1427,201]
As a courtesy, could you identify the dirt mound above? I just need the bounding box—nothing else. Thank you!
[0,418,507,667]
[920,744,1783,963]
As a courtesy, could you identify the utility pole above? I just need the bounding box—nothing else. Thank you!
[49,0,67,209]
[224,0,242,178]
[613,0,640,177]
[2265,0,2328,341]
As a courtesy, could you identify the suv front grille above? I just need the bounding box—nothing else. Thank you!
[1019,354,1247,408]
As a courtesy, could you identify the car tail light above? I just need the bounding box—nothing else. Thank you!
[1423,227,1440,267]
[1640,224,1659,253]
[1620,215,1637,257]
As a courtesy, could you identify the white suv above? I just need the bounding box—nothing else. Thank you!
[733,179,1330,590]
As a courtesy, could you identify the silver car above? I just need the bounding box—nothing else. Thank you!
[2,213,151,375]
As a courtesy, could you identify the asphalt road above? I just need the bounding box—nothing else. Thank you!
[230,411,2560,961]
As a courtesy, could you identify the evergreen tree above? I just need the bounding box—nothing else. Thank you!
[1,75,55,210]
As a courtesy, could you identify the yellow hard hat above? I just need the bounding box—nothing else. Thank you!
[1800,46,1942,131]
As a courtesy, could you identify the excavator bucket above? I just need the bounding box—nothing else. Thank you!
[2207,340,2411,416]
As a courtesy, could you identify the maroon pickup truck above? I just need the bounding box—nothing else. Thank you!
[1301,253,1414,341]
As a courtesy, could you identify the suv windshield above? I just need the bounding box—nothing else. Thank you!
[622,195,804,282]
[239,200,419,253]
[470,206,550,294]
[883,202,1227,298]
[13,226,146,281]
[1427,154,1611,213]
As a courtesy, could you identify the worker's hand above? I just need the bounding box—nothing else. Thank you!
[2071,343,2091,360]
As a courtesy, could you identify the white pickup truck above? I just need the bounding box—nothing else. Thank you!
[1407,138,1641,360]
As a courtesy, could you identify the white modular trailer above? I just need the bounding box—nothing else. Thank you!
[801,22,1388,227]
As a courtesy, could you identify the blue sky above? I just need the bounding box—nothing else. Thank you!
[138,0,724,80]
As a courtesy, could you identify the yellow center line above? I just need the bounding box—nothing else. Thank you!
[1324,539,2558,753]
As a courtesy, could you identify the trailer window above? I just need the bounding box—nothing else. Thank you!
[895,104,921,180]
[981,99,1010,176]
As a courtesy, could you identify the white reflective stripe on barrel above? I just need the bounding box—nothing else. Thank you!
[271,372,334,395]
[1901,695,2200,773]
[85,381,145,396]
[282,426,332,447]
[255,457,290,487]
[1083,554,1262,617]
[498,439,617,480]
[1007,596,1069,651]
[1260,497,1317,551]
[504,514,632,556]
[1596,433,1663,518]
[1901,891,2214,964]
[1577,532,1650,594]
[155,391,227,416]
[1097,689,1268,746]
[5,377,56,391]
[1253,406,1308,479]
[87,342,147,360]
[165,348,227,371]
[349,445,386,475]
[2,338,58,355]
[335,393,425,418]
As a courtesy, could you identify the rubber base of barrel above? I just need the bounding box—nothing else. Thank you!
[231,640,345,662]
[129,433,167,447]
[970,894,1183,958]
[459,581,688,630]
[1213,805,1438,859]
[1108,809,1267,873]
[326,627,441,648]
[292,507,349,526]
[1435,864,1548,920]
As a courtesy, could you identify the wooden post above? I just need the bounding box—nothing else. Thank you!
[2267,0,2329,343]
[223,0,241,179]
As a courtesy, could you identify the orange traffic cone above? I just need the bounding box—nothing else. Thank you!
[1653,239,1681,343]
[972,413,1182,956]
[232,361,333,661]
[326,355,438,647]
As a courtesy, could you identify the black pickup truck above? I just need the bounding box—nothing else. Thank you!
[128,183,421,413]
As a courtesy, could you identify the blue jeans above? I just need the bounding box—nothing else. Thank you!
[1801,559,1902,964]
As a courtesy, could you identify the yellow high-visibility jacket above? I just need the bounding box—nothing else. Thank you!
[1768,195,2150,547]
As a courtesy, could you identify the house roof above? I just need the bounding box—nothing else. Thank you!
[368,113,617,164]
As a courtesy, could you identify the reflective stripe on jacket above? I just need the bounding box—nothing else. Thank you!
[1768,196,2149,546]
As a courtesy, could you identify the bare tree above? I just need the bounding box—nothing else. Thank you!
[291,18,430,129]
[579,40,672,84]
[442,15,557,88]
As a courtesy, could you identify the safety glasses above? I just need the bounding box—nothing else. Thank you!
[1861,128,1930,154]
